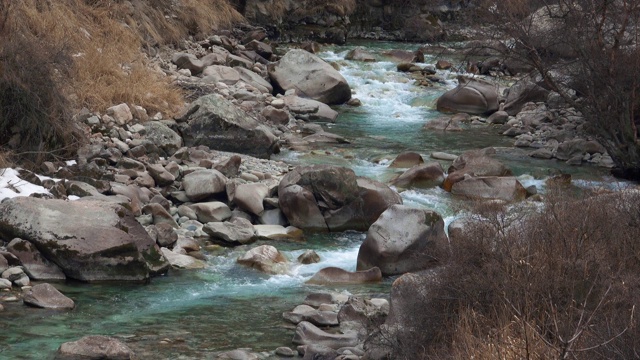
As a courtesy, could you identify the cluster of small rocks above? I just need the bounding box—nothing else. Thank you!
[499,102,614,167]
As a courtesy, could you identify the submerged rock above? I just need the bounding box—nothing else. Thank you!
[23,283,75,310]
[57,335,135,360]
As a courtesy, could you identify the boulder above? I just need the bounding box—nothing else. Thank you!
[203,221,255,245]
[142,121,183,156]
[188,202,232,223]
[23,283,75,309]
[6,238,66,280]
[301,345,338,360]
[390,162,446,189]
[237,245,288,275]
[172,52,204,74]
[261,106,290,125]
[182,169,228,201]
[357,205,448,276]
[283,305,339,326]
[235,67,273,94]
[202,65,240,85]
[307,267,382,285]
[106,103,132,125]
[268,49,351,105]
[298,250,321,264]
[436,76,499,115]
[0,197,168,282]
[503,80,550,116]
[283,95,339,122]
[253,225,304,240]
[527,5,578,59]
[178,94,279,159]
[388,152,424,168]
[233,183,269,216]
[451,176,528,201]
[160,248,205,269]
[57,335,135,360]
[216,349,259,360]
[444,148,513,191]
[292,321,359,349]
[278,166,402,232]
[345,47,376,62]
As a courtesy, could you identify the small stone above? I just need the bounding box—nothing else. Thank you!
[275,346,296,357]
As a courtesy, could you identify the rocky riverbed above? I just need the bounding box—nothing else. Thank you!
[0,24,635,359]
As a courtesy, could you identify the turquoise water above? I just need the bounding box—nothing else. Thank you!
[0,42,623,359]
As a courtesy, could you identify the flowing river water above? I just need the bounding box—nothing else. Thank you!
[0,42,621,359]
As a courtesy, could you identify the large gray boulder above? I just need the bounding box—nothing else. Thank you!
[183,169,228,202]
[278,165,402,232]
[178,94,279,159]
[357,205,448,276]
[142,121,183,156]
[0,197,168,282]
[436,76,499,115]
[6,238,66,280]
[268,49,351,105]
[57,335,135,360]
[390,162,446,189]
[23,283,75,309]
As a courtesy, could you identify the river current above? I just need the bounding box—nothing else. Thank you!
[0,42,620,359]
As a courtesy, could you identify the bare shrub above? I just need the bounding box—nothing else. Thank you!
[475,0,640,179]
[377,189,640,359]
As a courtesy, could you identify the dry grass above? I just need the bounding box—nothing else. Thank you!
[379,188,640,359]
[0,0,242,167]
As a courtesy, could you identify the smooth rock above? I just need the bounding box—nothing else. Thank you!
[23,283,75,309]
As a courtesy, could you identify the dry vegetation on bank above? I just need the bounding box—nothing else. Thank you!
[381,189,640,359]
[0,0,242,167]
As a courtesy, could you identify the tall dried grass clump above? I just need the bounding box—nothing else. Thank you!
[380,189,640,359]
[0,0,242,167]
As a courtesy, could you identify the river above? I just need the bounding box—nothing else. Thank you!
[0,41,622,359]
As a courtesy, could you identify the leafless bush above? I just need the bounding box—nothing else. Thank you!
[376,189,640,359]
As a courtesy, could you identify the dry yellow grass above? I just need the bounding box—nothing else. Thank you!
[0,0,243,166]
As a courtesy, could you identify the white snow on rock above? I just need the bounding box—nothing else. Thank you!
[0,168,52,200]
